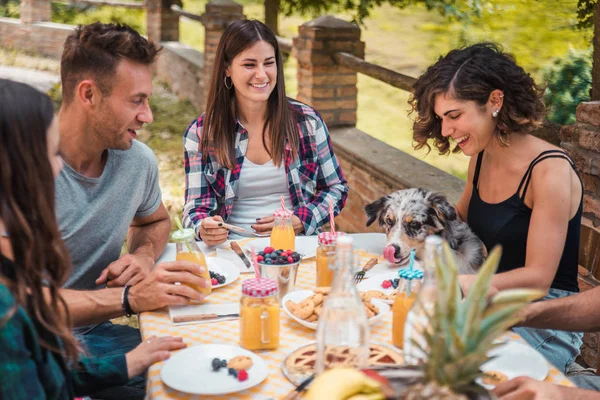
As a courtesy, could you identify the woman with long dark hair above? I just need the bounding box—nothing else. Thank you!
[410,43,583,373]
[0,79,185,399]
[182,20,348,245]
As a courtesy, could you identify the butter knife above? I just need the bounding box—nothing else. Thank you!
[230,241,252,269]
[172,313,239,323]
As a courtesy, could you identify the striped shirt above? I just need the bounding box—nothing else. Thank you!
[183,99,348,237]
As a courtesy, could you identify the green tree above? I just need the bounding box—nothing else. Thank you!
[543,47,592,125]
[265,0,485,34]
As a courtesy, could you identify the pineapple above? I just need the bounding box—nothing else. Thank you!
[396,242,545,399]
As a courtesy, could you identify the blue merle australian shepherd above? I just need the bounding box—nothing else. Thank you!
[365,188,485,274]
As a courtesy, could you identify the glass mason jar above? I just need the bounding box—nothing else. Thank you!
[239,278,280,351]
[171,228,211,297]
[270,209,295,251]
[316,231,345,288]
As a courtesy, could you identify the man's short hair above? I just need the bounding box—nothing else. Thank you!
[60,22,161,105]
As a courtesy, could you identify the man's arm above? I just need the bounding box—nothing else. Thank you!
[519,285,600,332]
[96,203,171,287]
[59,261,209,327]
[494,376,600,400]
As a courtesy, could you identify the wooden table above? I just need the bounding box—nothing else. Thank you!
[140,237,574,399]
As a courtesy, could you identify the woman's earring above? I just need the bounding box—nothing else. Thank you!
[224,76,233,89]
[492,109,499,118]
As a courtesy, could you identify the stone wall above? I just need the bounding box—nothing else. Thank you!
[0,17,73,58]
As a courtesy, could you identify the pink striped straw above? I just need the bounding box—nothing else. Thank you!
[329,200,335,234]
[280,195,286,211]
[251,246,261,279]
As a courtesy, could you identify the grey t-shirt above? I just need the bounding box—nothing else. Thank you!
[56,140,162,290]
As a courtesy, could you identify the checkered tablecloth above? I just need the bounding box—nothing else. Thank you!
[140,250,574,399]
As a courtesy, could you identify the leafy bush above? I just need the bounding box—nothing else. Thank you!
[51,3,145,33]
[0,1,19,18]
[543,47,592,125]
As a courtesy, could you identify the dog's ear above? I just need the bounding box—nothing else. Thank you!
[365,196,389,227]
[429,192,457,229]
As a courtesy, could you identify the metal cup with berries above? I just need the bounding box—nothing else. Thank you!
[256,247,303,304]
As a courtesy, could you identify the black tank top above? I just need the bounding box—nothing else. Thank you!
[468,150,582,293]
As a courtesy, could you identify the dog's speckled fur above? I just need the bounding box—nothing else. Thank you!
[365,188,485,274]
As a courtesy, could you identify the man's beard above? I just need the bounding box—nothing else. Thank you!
[92,109,133,151]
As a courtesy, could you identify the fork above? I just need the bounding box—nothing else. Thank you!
[354,257,379,284]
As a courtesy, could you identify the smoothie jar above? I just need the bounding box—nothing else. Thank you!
[392,268,423,348]
[316,231,345,288]
[240,278,280,351]
[270,208,295,251]
[171,228,211,297]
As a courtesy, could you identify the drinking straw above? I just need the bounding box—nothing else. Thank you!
[174,217,193,253]
[329,200,335,234]
[251,246,261,279]
[409,249,416,271]
[280,195,286,211]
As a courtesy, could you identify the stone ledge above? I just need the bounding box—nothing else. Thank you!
[161,41,204,67]
[329,126,465,204]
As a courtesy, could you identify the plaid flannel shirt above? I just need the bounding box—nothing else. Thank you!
[183,99,348,237]
[0,270,128,399]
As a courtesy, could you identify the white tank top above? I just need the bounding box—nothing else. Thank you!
[227,158,293,233]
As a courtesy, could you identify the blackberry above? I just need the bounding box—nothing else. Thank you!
[211,358,222,371]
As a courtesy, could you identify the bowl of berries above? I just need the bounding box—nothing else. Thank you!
[256,247,303,303]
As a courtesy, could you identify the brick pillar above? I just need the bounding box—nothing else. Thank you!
[201,0,244,108]
[146,0,181,43]
[293,16,364,127]
[20,0,51,24]
[561,101,600,227]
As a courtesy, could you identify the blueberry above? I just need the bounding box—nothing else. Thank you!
[228,367,237,377]
[218,277,226,284]
[212,358,222,371]
[221,359,228,368]
[266,259,272,264]
[258,251,264,256]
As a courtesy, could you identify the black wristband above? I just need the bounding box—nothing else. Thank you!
[122,285,135,317]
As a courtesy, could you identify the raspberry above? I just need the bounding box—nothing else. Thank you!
[257,255,264,262]
[237,370,248,381]
[264,247,274,254]
[381,280,392,289]
[211,278,218,286]
[287,256,293,263]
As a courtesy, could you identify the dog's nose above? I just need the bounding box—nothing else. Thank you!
[392,244,402,260]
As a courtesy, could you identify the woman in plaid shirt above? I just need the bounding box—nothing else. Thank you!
[0,80,186,399]
[182,20,348,246]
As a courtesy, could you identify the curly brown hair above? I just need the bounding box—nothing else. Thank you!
[61,22,161,105]
[410,42,546,155]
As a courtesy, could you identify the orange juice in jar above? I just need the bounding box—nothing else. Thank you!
[392,291,417,348]
[316,231,345,287]
[240,278,280,351]
[172,228,211,297]
[271,208,295,251]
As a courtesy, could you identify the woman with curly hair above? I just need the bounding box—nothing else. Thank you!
[0,79,186,399]
[410,43,583,373]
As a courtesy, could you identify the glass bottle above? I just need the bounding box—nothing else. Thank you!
[315,231,345,288]
[270,209,295,251]
[171,228,211,297]
[239,278,280,351]
[403,235,442,364]
[315,235,370,372]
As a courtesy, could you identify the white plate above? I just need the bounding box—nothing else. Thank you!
[282,290,390,330]
[242,236,318,259]
[476,340,549,390]
[161,344,268,395]
[356,270,423,304]
[207,257,240,289]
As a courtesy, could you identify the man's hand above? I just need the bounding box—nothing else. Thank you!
[96,253,155,288]
[493,377,566,400]
[252,215,304,234]
[199,216,228,246]
[125,335,187,378]
[127,260,209,313]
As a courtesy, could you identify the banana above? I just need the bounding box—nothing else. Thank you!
[305,368,383,400]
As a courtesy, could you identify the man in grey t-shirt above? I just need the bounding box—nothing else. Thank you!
[54,23,209,400]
